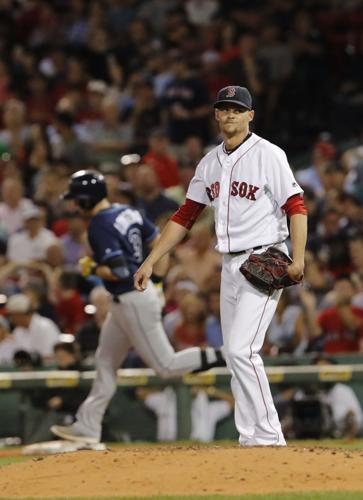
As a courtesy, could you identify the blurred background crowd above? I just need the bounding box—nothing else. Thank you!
[0,0,363,377]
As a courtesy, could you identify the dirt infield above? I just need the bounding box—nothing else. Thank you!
[0,445,363,497]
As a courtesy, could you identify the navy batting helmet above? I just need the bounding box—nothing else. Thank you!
[62,170,107,210]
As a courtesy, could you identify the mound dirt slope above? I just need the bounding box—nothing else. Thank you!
[0,445,363,497]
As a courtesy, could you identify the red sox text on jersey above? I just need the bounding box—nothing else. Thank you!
[206,181,259,202]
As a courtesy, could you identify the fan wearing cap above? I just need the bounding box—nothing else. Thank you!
[6,293,60,363]
[135,85,308,446]
[6,205,58,263]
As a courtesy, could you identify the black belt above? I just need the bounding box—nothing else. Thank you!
[228,241,283,256]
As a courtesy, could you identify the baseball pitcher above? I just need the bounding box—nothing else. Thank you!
[135,86,308,446]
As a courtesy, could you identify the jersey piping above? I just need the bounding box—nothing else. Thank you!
[226,139,262,252]
[249,291,281,444]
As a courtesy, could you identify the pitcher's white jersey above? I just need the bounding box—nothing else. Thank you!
[186,133,303,253]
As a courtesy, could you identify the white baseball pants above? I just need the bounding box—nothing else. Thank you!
[220,245,287,446]
[74,283,214,441]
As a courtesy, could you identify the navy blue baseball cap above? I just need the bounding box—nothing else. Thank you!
[214,86,252,110]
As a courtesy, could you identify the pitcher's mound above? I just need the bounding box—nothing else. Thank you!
[1,445,363,497]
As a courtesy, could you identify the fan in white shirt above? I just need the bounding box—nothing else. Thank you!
[0,178,34,236]
[6,294,60,363]
[6,205,58,263]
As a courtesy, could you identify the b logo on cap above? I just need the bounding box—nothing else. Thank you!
[226,86,236,98]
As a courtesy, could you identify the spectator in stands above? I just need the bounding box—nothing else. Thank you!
[117,181,138,206]
[163,278,199,336]
[77,286,110,363]
[102,172,124,202]
[0,316,17,366]
[165,157,198,205]
[33,169,69,217]
[302,186,322,237]
[78,79,107,125]
[175,223,221,292]
[23,242,66,304]
[172,293,207,350]
[147,51,174,99]
[340,193,363,234]
[0,177,34,236]
[306,277,363,354]
[296,139,337,198]
[134,164,179,222]
[178,135,204,168]
[54,271,86,335]
[341,142,363,203]
[127,78,162,155]
[200,50,229,101]
[0,58,12,105]
[350,236,363,284]
[13,350,42,370]
[23,281,58,325]
[23,124,53,197]
[308,207,351,278]
[302,250,333,305]
[265,290,307,356]
[6,205,58,263]
[162,55,211,145]
[51,110,91,166]
[87,26,113,81]
[60,211,88,267]
[89,95,133,165]
[143,129,180,189]
[6,293,60,363]
[257,25,293,134]
[323,162,348,207]
[185,0,219,26]
[0,98,31,164]
[25,72,54,125]
[222,32,265,114]
[288,10,328,136]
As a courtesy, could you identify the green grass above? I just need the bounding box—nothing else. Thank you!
[0,455,31,466]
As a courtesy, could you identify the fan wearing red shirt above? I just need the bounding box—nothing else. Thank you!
[143,130,179,189]
[55,271,86,335]
[172,293,207,351]
[318,278,363,353]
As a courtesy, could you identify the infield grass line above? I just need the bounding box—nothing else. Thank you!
[0,456,31,466]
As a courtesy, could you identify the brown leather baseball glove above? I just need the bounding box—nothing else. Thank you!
[240,246,300,294]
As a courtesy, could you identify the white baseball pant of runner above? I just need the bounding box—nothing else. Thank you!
[73,283,213,441]
[220,243,287,446]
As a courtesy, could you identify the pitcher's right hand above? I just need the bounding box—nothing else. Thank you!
[134,262,153,291]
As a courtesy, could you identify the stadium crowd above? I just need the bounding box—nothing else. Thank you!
[0,0,363,374]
